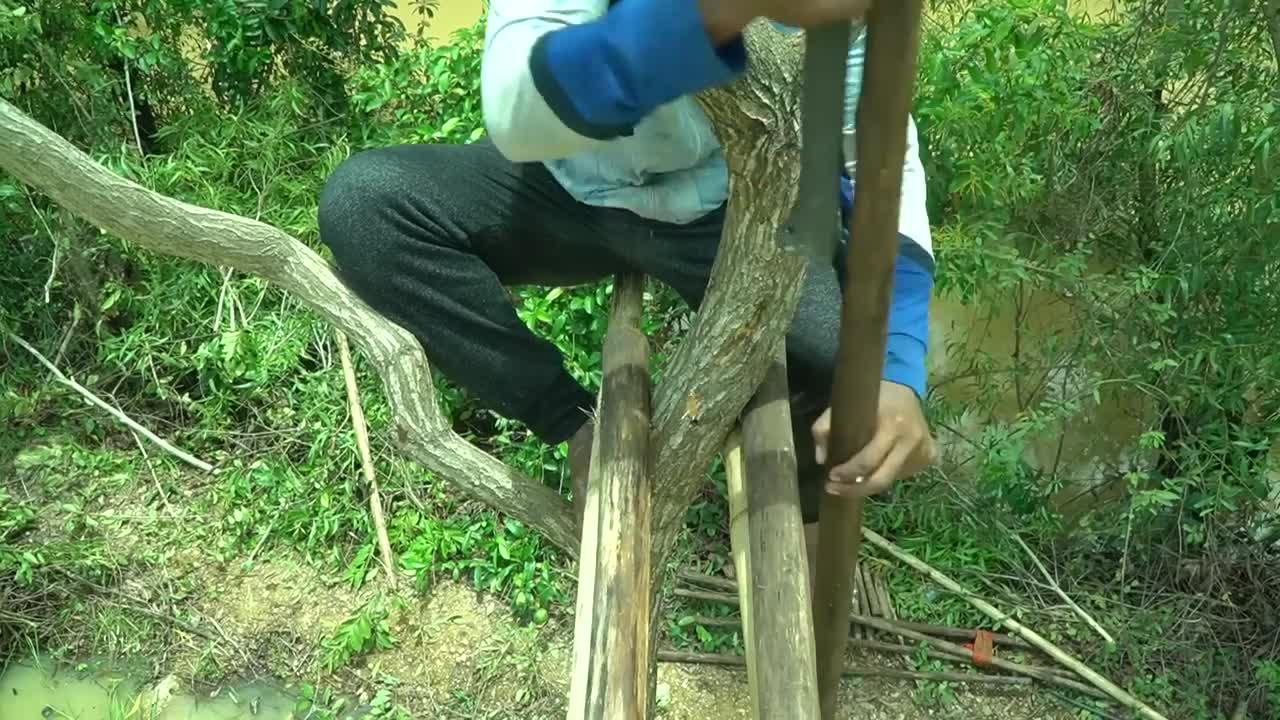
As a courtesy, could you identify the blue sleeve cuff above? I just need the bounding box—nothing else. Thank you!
[529,0,746,139]
[834,231,933,400]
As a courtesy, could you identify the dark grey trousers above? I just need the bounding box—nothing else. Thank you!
[317,138,841,520]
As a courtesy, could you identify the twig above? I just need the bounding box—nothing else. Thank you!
[863,528,1170,720]
[114,9,146,156]
[1012,533,1115,645]
[51,304,81,371]
[336,330,397,588]
[8,332,213,473]
[656,650,1033,686]
[130,430,175,515]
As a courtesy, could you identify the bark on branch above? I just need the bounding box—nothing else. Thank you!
[0,96,578,554]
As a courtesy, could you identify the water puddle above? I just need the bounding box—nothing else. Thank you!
[0,660,354,719]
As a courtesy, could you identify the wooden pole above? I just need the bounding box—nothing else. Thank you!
[725,352,821,719]
[567,273,653,720]
[811,2,925,718]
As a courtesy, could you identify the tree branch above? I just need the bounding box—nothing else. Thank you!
[0,97,579,555]
[650,21,809,553]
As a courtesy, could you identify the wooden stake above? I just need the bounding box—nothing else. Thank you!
[336,330,397,588]
[811,2,925,717]
[725,353,820,718]
[567,273,653,720]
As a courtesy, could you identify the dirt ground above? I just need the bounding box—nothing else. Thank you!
[170,554,1079,719]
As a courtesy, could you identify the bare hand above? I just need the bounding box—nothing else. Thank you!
[812,381,936,497]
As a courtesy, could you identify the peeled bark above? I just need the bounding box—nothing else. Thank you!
[567,273,653,720]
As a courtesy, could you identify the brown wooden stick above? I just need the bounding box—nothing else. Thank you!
[336,330,397,588]
[725,353,820,718]
[811,2,925,716]
[677,570,737,593]
[656,651,1033,686]
[675,584,1036,651]
[567,273,653,720]
[9,332,214,473]
[863,528,1167,717]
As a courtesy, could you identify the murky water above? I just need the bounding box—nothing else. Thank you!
[0,662,322,720]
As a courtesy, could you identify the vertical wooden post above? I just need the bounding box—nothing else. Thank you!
[811,3,925,718]
[567,273,653,720]
[726,352,821,719]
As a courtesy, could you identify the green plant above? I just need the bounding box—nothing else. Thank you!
[320,600,397,671]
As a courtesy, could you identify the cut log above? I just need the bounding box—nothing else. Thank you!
[567,273,653,720]
[724,353,820,719]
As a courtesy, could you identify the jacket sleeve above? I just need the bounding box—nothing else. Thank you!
[839,25,935,400]
[481,0,747,162]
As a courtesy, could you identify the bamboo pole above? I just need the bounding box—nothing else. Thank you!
[725,352,820,718]
[566,273,653,720]
[811,2,925,717]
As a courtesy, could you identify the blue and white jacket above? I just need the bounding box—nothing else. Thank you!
[480,0,934,398]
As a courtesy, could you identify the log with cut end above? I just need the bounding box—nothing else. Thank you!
[725,352,820,719]
[567,273,653,720]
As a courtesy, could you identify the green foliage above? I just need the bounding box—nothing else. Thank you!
[321,600,397,671]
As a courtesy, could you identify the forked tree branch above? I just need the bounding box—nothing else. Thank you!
[0,96,579,554]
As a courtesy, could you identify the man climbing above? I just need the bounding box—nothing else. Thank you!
[318,0,937,569]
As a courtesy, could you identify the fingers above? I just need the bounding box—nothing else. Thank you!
[827,424,895,485]
[824,427,935,498]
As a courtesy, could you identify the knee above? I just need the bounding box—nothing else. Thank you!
[317,149,393,259]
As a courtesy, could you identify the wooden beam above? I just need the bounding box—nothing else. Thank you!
[811,2,926,718]
[724,353,820,719]
[567,273,653,720]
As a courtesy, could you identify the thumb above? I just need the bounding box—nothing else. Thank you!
[811,410,831,465]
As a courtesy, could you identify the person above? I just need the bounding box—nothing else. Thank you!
[318,0,937,569]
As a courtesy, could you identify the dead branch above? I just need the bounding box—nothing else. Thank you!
[1011,533,1114,645]
[8,331,213,473]
[336,330,398,588]
[863,528,1170,720]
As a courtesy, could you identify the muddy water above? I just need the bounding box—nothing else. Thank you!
[0,662,328,720]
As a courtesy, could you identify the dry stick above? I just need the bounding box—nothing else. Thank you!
[8,332,213,473]
[656,651,1032,686]
[675,584,1035,651]
[671,589,1081,685]
[336,330,397,588]
[677,570,736,593]
[1011,533,1115,645]
[863,528,1170,720]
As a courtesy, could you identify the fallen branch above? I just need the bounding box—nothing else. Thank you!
[1011,533,1114,645]
[656,650,1033,686]
[336,330,398,588]
[8,331,214,473]
[863,528,1169,720]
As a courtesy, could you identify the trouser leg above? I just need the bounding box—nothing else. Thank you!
[317,139,625,445]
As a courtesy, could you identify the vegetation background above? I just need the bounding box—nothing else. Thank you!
[1,0,1278,717]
